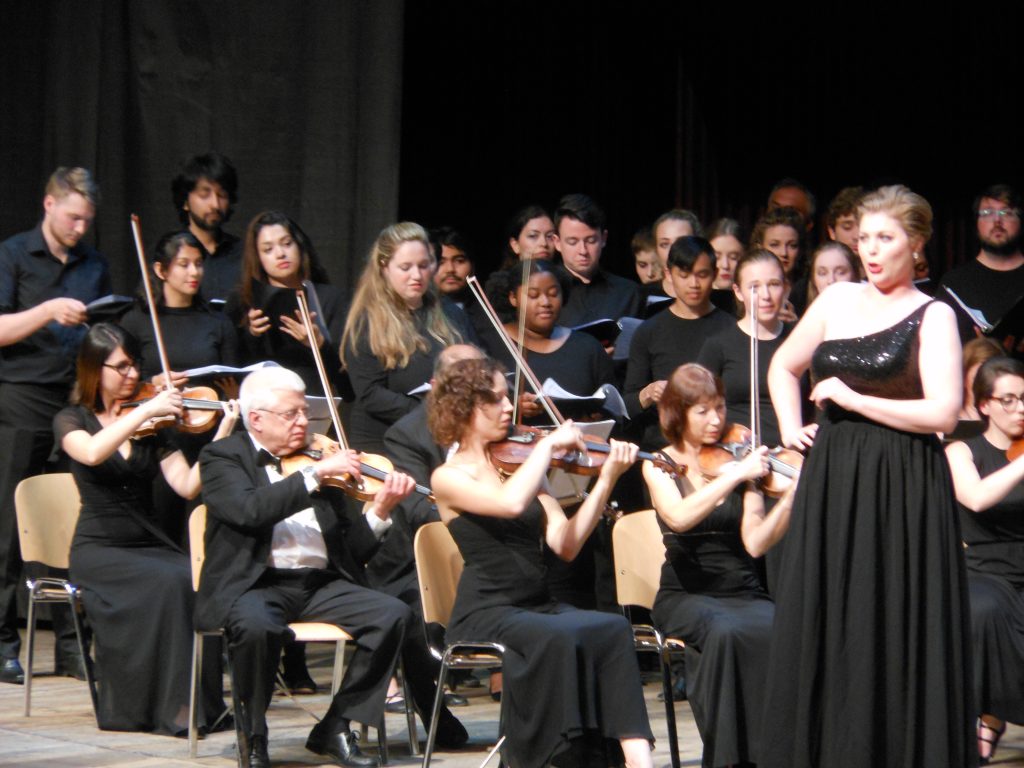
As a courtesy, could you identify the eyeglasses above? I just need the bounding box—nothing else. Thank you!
[255,407,310,424]
[103,360,138,376]
[990,393,1024,412]
[978,208,1021,221]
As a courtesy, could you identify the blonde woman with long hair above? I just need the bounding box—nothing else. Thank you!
[341,222,469,452]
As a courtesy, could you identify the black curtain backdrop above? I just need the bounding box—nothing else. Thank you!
[398,1,1024,281]
[0,0,404,297]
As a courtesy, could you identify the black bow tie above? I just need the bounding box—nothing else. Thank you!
[256,449,282,472]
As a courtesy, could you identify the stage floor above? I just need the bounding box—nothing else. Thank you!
[2,629,1021,767]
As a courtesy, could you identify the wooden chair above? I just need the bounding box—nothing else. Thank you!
[186,505,412,761]
[14,473,98,723]
[612,509,685,768]
[414,521,505,768]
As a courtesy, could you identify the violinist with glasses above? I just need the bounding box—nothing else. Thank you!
[197,365,417,768]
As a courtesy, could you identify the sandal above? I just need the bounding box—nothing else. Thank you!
[978,717,1007,765]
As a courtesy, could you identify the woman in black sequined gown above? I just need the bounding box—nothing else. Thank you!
[762,186,975,767]
[428,358,654,768]
[945,356,1024,764]
[643,364,796,767]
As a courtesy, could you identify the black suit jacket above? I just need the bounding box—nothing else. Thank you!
[196,430,381,631]
[368,403,446,589]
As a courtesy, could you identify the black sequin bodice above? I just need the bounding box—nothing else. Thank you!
[811,302,931,401]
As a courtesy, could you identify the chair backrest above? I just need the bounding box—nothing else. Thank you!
[188,505,207,592]
[15,473,82,569]
[612,509,666,611]
[413,521,464,627]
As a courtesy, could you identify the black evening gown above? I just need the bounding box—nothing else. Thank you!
[652,490,773,768]
[446,500,653,768]
[959,434,1024,724]
[55,406,225,735]
[759,302,976,768]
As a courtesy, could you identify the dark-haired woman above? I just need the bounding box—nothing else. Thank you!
[644,364,794,767]
[486,259,615,424]
[429,357,653,768]
[55,323,238,734]
[500,204,557,268]
[341,222,470,454]
[226,210,345,396]
[945,356,1024,765]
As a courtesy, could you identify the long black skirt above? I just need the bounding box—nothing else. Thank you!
[969,571,1024,724]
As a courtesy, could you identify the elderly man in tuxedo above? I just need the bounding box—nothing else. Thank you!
[198,366,414,768]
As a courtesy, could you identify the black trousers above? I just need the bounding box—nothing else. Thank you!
[224,567,409,738]
[0,382,80,661]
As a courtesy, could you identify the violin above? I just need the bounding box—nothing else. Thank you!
[280,433,434,502]
[128,214,224,437]
[1007,438,1024,462]
[489,425,685,479]
[291,290,421,501]
[117,382,224,436]
[697,423,803,498]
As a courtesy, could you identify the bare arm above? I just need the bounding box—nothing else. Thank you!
[642,448,769,533]
[946,439,1024,512]
[432,421,587,521]
[808,302,961,434]
[769,290,829,449]
[739,481,797,557]
[159,400,241,499]
[0,298,87,347]
[544,440,637,561]
[60,389,184,466]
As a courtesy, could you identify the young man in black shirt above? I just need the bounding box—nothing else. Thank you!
[0,167,110,684]
[171,151,242,303]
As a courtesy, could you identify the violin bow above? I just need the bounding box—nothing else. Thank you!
[749,284,760,451]
[295,289,350,451]
[512,257,531,425]
[129,214,175,393]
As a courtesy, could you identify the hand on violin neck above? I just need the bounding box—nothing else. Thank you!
[213,400,241,440]
[313,447,362,483]
[367,471,416,520]
[598,439,640,481]
[152,370,189,389]
[542,420,587,456]
[737,445,771,483]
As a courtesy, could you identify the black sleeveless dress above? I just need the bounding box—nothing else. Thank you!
[447,500,653,768]
[959,434,1024,724]
[55,406,225,735]
[652,490,773,768]
[759,303,976,768]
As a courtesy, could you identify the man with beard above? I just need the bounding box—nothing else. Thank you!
[0,168,110,684]
[940,184,1024,346]
[430,227,474,308]
[170,152,242,302]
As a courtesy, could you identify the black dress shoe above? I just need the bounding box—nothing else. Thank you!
[306,728,379,767]
[1,657,24,685]
[247,734,270,768]
[444,691,469,707]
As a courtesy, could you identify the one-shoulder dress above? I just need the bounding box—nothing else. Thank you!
[652,489,773,767]
[446,499,653,768]
[55,406,225,735]
[759,302,975,768]
[958,434,1024,725]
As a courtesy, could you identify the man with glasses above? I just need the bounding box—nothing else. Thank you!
[940,184,1024,346]
[198,366,415,768]
[0,168,110,685]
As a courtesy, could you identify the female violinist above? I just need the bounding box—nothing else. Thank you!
[642,363,795,768]
[429,357,654,768]
[55,323,239,734]
[945,356,1024,765]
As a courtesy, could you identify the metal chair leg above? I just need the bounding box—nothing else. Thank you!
[188,632,204,758]
[400,660,420,756]
[23,589,36,717]
[421,653,451,768]
[660,646,681,768]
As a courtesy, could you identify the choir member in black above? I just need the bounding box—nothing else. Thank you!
[698,249,791,447]
[643,364,794,768]
[624,236,734,450]
[707,218,744,315]
[227,210,345,396]
[945,356,1024,765]
[340,222,469,454]
[805,241,859,308]
[750,207,804,318]
[428,357,654,768]
[120,230,240,386]
[0,167,110,684]
[486,259,615,423]
[55,323,238,734]
[500,204,557,268]
[171,151,243,303]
